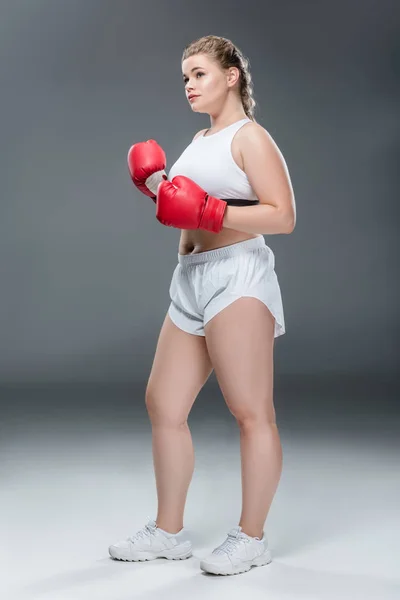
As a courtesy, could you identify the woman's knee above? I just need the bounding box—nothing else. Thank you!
[145,387,189,428]
[231,402,277,429]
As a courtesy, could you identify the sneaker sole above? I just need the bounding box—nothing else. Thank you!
[109,545,193,562]
[200,550,272,575]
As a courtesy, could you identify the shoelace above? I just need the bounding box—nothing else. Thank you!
[128,521,157,543]
[213,533,249,555]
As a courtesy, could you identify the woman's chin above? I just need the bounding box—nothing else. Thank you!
[191,105,206,114]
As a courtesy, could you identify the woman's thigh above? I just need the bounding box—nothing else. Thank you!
[145,313,213,425]
[204,297,276,423]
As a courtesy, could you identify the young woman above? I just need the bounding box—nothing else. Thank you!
[110,35,296,576]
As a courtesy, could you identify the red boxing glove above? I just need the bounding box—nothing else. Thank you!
[127,140,167,203]
[156,175,227,233]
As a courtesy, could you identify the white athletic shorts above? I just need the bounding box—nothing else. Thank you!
[168,235,286,338]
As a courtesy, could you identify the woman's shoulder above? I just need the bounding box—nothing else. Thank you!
[236,120,266,137]
[235,120,277,150]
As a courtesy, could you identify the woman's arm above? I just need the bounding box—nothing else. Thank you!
[223,123,296,235]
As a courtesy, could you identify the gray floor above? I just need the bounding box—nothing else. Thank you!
[2,374,399,599]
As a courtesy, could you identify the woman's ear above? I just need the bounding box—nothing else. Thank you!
[227,66,240,87]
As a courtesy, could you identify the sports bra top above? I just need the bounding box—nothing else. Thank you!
[167,118,259,206]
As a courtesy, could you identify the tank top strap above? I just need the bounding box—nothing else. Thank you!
[223,118,252,138]
[201,118,251,141]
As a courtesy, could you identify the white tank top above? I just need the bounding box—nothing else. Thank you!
[167,118,259,205]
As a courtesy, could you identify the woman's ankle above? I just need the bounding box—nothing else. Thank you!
[155,519,184,534]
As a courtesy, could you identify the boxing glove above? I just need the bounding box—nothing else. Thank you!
[156,175,227,233]
[127,140,167,203]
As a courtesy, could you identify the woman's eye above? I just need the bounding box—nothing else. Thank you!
[184,73,204,84]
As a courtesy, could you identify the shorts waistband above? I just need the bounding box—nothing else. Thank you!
[178,235,266,265]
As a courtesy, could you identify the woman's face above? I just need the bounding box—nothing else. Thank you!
[182,54,229,114]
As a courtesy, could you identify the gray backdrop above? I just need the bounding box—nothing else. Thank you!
[2,3,400,598]
[1,0,398,384]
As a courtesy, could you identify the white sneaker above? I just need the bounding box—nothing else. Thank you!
[108,519,193,562]
[200,525,272,575]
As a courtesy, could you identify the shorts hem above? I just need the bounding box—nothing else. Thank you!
[204,293,286,338]
[167,303,205,336]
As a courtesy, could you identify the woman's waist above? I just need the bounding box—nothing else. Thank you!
[178,229,261,256]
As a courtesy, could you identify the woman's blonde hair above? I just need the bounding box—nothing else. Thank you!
[182,35,257,121]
